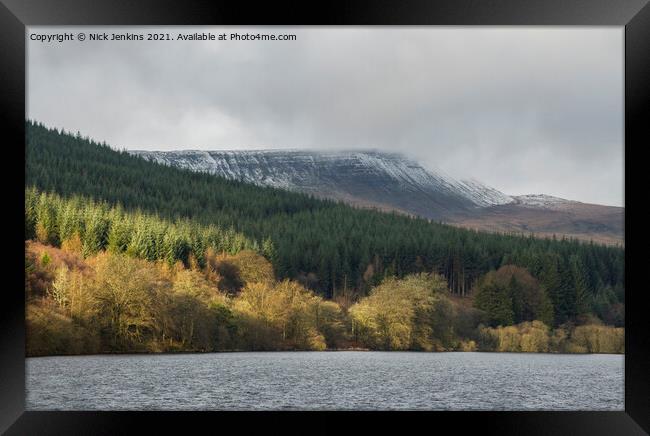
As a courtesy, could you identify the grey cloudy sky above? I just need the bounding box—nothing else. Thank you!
[27,27,624,206]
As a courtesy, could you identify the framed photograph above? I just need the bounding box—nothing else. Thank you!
[2,0,648,433]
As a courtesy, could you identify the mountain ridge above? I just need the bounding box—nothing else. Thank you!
[130,149,624,245]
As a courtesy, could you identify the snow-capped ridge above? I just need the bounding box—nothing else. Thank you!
[513,194,576,209]
[130,149,516,209]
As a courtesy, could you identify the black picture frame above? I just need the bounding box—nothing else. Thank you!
[2,0,648,434]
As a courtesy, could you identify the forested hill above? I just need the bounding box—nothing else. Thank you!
[25,121,624,326]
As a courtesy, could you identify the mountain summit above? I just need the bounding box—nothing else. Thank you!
[131,150,512,215]
[131,149,624,245]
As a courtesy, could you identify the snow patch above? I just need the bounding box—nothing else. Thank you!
[513,194,576,209]
[131,149,519,208]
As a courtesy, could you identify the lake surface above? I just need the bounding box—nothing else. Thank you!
[26,352,624,410]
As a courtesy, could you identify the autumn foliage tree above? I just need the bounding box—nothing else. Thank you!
[349,273,451,350]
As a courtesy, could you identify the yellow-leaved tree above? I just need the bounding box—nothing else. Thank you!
[349,273,449,351]
[233,279,327,350]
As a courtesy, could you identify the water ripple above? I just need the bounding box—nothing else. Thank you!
[26,352,624,411]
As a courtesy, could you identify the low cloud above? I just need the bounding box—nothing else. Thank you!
[28,26,623,206]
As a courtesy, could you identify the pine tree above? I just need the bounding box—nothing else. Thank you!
[570,255,590,318]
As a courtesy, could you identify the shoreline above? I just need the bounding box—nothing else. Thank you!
[26,349,625,358]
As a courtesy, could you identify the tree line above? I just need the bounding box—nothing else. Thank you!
[26,241,623,356]
[25,188,271,268]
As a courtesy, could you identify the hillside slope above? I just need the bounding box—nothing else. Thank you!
[131,149,512,220]
[132,150,624,245]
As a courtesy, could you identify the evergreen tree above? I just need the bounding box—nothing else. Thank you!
[570,255,590,318]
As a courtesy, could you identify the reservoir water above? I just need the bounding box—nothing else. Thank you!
[26,351,624,410]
